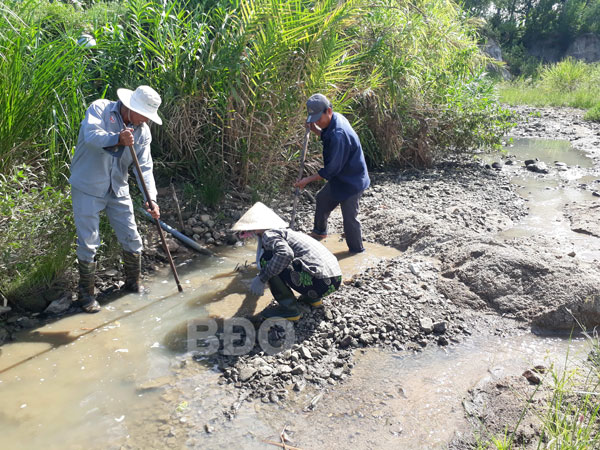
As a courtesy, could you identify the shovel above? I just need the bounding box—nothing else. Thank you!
[289,128,311,230]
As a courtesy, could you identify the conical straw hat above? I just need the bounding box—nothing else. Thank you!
[232,202,288,231]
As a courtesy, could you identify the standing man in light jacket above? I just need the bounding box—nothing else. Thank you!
[69,85,162,313]
[294,93,370,253]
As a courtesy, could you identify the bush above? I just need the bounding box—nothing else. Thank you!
[584,103,600,122]
[499,60,600,113]
[0,165,75,311]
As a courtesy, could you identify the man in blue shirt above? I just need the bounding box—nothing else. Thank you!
[294,93,370,253]
[69,86,162,313]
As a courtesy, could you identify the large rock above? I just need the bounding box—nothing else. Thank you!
[527,38,563,63]
[565,33,600,63]
[483,38,503,61]
[438,238,600,330]
[483,38,512,80]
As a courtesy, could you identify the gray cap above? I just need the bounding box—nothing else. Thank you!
[306,93,332,123]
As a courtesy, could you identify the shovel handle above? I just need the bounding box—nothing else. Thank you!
[128,144,183,292]
[289,128,311,230]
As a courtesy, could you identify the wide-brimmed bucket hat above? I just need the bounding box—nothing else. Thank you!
[232,202,288,231]
[117,85,163,125]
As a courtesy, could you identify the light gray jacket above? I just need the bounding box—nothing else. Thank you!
[69,99,157,201]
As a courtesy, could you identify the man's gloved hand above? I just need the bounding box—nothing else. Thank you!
[250,276,265,296]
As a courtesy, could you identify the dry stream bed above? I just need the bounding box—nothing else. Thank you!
[1,106,600,448]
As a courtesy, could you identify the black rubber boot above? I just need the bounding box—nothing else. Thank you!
[260,276,301,321]
[78,259,100,313]
[298,295,323,308]
[123,251,143,293]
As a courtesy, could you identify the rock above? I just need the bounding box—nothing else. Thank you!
[200,214,211,224]
[291,364,306,375]
[165,238,180,252]
[17,317,39,329]
[43,295,72,315]
[565,33,600,63]
[238,366,257,382]
[528,37,563,63]
[293,380,306,392]
[419,317,434,333]
[299,346,312,359]
[259,365,274,376]
[491,162,504,169]
[330,367,344,379]
[433,321,447,334]
[526,162,549,174]
[204,424,214,434]
[105,269,119,277]
[408,263,420,276]
[277,365,292,374]
[522,369,541,385]
[339,335,354,348]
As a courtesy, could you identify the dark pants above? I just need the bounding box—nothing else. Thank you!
[260,251,342,301]
[313,182,364,253]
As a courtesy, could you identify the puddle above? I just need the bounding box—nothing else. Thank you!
[486,138,600,261]
[503,137,594,169]
[0,236,399,449]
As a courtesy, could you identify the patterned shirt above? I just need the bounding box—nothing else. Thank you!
[258,229,342,283]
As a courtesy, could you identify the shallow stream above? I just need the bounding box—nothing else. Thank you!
[1,137,597,449]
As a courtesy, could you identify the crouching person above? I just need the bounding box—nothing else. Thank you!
[232,202,342,321]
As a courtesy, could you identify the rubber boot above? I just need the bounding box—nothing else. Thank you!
[123,251,143,293]
[298,294,323,308]
[78,259,100,313]
[260,275,301,321]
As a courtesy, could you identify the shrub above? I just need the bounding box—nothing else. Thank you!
[584,103,600,122]
[0,165,75,311]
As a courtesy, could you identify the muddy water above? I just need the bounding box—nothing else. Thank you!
[491,138,600,261]
[258,334,589,449]
[0,237,399,449]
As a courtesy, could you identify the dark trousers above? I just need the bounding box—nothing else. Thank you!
[261,251,342,301]
[313,182,364,253]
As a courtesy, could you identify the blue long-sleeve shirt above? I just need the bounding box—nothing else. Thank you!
[317,112,370,201]
[69,99,157,202]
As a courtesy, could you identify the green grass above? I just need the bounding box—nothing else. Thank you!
[0,164,75,310]
[498,59,600,114]
[479,334,600,449]
[584,104,600,122]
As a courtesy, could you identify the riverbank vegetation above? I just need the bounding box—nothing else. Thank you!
[497,59,600,120]
[462,0,600,77]
[0,0,511,309]
[479,334,600,450]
